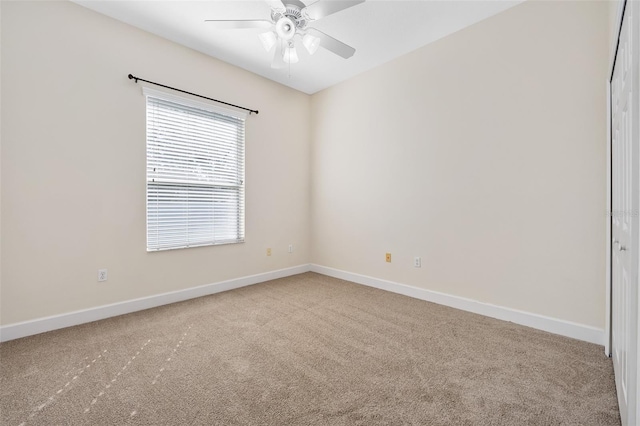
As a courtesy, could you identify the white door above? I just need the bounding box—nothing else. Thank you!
[611,1,639,424]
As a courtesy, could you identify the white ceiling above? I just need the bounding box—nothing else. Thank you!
[73,0,522,94]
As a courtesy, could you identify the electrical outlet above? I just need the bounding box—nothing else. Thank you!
[414,257,421,268]
[98,269,108,282]
[288,244,294,253]
[266,248,272,256]
[385,253,391,263]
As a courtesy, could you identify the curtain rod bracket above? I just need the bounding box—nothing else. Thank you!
[127,73,258,115]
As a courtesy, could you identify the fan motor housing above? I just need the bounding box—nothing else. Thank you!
[272,3,309,32]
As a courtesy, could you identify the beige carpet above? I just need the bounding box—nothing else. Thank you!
[0,272,620,425]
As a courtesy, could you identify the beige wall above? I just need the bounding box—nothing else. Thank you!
[310,1,609,328]
[0,1,310,325]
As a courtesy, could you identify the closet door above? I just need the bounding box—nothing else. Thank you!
[611,1,639,424]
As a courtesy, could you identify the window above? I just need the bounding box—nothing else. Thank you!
[145,88,245,251]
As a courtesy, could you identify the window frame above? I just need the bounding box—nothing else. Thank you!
[143,87,247,252]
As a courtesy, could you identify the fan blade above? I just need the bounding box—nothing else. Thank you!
[271,41,286,69]
[204,20,273,30]
[264,0,284,8]
[304,1,364,20]
[307,28,355,59]
[287,0,307,8]
[265,0,306,9]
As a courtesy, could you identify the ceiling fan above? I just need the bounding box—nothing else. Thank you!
[205,0,364,68]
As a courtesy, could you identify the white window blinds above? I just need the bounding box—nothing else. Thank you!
[146,92,245,251]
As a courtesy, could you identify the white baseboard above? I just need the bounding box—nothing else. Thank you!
[1,263,605,346]
[0,264,311,343]
[310,264,604,346]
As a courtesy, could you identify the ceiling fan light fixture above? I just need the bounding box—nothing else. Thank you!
[258,31,277,52]
[205,0,362,68]
[283,43,299,64]
[302,33,320,55]
[275,16,296,41]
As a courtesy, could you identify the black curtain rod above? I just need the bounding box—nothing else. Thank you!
[128,74,259,115]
